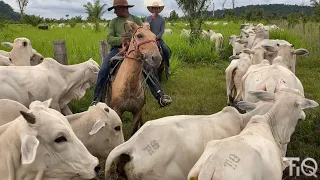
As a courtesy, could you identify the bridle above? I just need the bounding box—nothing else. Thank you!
[123,23,157,60]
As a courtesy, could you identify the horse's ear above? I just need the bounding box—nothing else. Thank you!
[126,20,139,32]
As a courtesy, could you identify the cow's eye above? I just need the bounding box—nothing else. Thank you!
[55,136,67,143]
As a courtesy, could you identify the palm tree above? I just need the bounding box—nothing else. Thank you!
[310,0,319,6]
[83,0,107,21]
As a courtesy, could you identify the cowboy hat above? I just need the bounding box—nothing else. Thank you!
[108,0,134,11]
[147,0,164,13]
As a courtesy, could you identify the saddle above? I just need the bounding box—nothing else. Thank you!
[109,53,124,82]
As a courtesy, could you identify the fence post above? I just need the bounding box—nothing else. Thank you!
[99,40,111,65]
[53,40,68,65]
[303,23,306,36]
[310,24,313,40]
[99,40,107,65]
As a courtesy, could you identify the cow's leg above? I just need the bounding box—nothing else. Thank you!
[61,105,73,115]
[131,110,142,136]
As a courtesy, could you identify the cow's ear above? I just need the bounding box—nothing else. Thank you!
[236,101,257,111]
[89,119,105,135]
[1,42,13,47]
[248,90,275,101]
[42,98,52,107]
[21,135,39,164]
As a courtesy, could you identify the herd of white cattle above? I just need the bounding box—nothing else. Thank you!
[0,21,318,180]
[49,22,109,30]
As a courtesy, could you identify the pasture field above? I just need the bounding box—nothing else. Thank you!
[1,21,320,179]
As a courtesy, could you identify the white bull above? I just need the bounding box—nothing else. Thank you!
[0,58,99,115]
[0,38,44,66]
[104,101,275,180]
[0,99,125,160]
[0,54,13,66]
[188,89,318,180]
[240,58,304,103]
[0,99,99,179]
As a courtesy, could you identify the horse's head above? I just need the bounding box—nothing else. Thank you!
[125,20,162,68]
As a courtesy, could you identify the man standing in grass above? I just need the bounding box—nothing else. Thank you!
[92,0,172,107]
[145,0,171,76]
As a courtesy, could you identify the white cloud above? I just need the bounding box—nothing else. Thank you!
[2,0,311,20]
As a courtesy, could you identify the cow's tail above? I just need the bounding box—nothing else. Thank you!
[198,153,217,180]
[104,141,133,179]
[226,60,238,105]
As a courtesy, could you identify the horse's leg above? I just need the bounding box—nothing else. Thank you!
[131,110,142,136]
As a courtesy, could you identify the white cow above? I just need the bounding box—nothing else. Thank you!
[240,57,304,103]
[237,31,256,49]
[188,89,318,180]
[207,30,215,37]
[229,35,245,56]
[0,99,99,179]
[261,43,309,74]
[243,39,292,64]
[58,23,65,28]
[223,22,228,26]
[210,32,223,51]
[0,38,44,66]
[0,54,13,66]
[104,101,276,180]
[0,58,99,115]
[180,29,191,37]
[164,28,173,34]
[67,102,125,159]
[50,24,55,29]
[0,99,124,160]
[226,51,253,105]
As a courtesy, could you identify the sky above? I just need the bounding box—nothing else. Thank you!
[3,0,312,19]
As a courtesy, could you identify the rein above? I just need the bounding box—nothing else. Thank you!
[123,23,157,60]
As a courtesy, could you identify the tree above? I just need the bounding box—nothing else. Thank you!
[65,14,69,19]
[23,14,43,27]
[175,0,212,44]
[310,0,319,6]
[310,0,320,21]
[225,9,235,22]
[232,0,236,9]
[16,0,28,20]
[72,15,83,23]
[169,10,179,21]
[83,0,107,22]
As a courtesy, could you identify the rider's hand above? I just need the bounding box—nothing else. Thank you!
[121,36,130,46]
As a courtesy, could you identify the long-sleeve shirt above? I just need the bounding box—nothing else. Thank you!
[107,15,143,47]
[145,15,165,40]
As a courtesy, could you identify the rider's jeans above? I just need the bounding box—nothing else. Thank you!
[158,39,170,66]
[93,46,120,101]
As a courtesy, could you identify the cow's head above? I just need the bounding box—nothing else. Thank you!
[85,102,124,158]
[19,99,99,179]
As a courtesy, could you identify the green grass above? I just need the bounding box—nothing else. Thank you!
[1,21,319,179]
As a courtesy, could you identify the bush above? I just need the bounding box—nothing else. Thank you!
[69,20,77,28]
[23,14,43,27]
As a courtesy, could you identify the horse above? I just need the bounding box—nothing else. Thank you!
[105,20,162,136]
